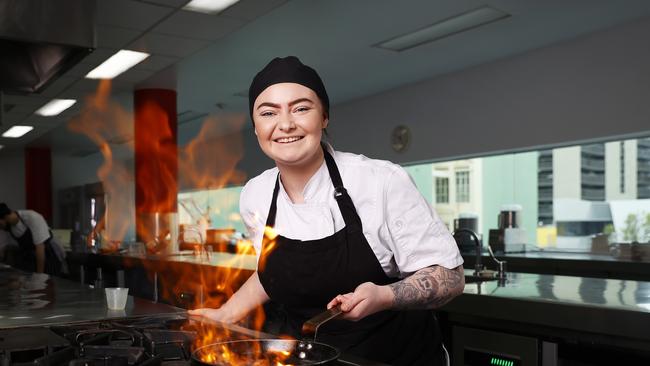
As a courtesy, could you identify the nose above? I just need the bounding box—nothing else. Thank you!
[277,111,296,131]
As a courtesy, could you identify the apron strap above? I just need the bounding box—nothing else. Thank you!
[265,175,281,227]
[264,144,363,233]
[322,145,363,233]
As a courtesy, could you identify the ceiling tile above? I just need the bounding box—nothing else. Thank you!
[128,33,210,57]
[97,0,175,30]
[67,79,104,93]
[220,0,288,22]
[117,68,155,84]
[97,25,143,49]
[152,10,244,41]
[137,54,180,71]
[3,94,50,107]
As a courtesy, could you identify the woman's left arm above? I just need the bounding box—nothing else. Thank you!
[388,265,464,310]
[328,265,464,321]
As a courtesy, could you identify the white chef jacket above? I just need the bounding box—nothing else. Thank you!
[239,146,463,278]
[8,210,51,245]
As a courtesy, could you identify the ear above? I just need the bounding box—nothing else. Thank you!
[254,128,258,136]
[322,117,329,129]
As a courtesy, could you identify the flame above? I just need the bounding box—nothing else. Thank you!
[258,227,279,272]
[68,82,294,363]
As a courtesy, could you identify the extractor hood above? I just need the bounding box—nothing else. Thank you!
[0,0,96,94]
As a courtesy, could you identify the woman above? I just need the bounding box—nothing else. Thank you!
[190,56,465,365]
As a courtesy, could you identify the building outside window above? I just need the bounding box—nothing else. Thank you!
[435,177,449,204]
[456,171,470,203]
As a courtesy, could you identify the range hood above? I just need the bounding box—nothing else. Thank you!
[0,0,96,94]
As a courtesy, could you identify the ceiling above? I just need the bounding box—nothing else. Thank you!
[2,0,650,155]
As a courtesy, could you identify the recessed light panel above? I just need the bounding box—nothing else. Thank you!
[35,99,77,116]
[86,50,150,79]
[2,126,34,138]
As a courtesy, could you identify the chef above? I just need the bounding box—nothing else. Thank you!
[0,203,64,275]
[190,56,464,365]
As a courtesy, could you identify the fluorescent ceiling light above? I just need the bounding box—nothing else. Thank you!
[2,125,34,138]
[35,99,77,116]
[376,6,510,52]
[85,50,149,79]
[183,0,240,14]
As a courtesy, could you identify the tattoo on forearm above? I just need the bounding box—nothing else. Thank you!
[388,266,464,310]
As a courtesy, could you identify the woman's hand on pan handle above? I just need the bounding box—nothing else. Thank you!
[326,282,394,321]
[327,265,465,320]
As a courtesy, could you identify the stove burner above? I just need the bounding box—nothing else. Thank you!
[82,345,146,365]
[143,330,196,360]
[76,329,139,347]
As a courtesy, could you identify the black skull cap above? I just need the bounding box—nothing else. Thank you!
[248,56,329,122]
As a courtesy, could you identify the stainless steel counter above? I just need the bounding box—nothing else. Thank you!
[0,264,184,329]
[442,270,650,345]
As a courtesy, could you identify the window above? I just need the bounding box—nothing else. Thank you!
[178,186,245,233]
[402,135,650,257]
[456,171,470,203]
[620,141,625,193]
[435,177,449,203]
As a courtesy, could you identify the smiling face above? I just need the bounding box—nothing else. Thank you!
[253,83,329,169]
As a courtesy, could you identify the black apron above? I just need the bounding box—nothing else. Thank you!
[7,213,62,275]
[258,146,445,366]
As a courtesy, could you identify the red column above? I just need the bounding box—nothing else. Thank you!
[25,147,53,224]
[134,89,178,248]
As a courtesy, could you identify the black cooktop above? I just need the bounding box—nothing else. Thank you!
[0,315,383,366]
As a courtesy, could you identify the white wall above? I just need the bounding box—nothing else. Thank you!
[326,16,650,165]
[0,151,25,209]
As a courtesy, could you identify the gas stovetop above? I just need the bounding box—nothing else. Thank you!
[0,315,381,366]
[0,315,208,366]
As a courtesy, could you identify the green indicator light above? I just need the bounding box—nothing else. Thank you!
[490,358,495,365]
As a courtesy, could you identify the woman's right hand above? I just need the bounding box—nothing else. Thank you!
[188,307,235,323]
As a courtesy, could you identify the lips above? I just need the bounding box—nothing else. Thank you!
[274,136,304,143]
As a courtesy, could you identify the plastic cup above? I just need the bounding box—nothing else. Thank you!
[105,287,129,310]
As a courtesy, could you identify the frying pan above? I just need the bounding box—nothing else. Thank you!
[191,306,343,365]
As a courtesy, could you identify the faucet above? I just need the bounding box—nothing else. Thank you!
[452,228,483,276]
[452,228,507,280]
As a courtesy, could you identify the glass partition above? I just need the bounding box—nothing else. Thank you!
[404,136,650,259]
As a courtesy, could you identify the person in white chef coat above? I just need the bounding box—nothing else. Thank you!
[190,56,464,365]
[0,203,65,275]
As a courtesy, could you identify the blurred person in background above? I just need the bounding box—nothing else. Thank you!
[0,203,65,275]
